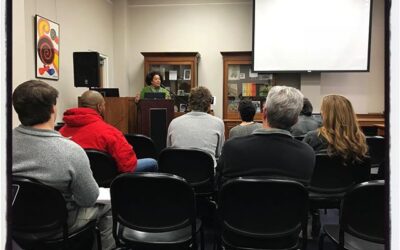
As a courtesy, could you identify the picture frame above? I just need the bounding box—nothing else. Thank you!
[179,103,187,112]
[35,15,60,80]
[183,69,191,80]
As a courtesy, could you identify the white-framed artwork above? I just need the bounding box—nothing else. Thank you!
[183,69,191,80]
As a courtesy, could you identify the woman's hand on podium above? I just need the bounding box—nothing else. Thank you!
[134,93,140,103]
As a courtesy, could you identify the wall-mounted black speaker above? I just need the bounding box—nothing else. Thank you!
[73,52,100,88]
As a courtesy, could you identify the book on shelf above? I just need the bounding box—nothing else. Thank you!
[228,83,238,97]
[242,83,256,97]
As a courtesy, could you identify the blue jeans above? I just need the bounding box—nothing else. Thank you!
[136,158,158,172]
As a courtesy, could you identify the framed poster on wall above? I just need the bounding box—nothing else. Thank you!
[35,15,60,80]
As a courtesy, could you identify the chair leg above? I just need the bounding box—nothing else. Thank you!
[95,227,102,250]
[200,225,205,250]
[319,232,326,250]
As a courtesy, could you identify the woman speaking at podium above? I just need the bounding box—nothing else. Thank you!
[138,71,171,100]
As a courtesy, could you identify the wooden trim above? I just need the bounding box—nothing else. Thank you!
[141,52,200,58]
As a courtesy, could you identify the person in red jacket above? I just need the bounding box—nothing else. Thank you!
[60,90,157,173]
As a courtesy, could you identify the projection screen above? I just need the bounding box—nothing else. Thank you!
[253,0,372,72]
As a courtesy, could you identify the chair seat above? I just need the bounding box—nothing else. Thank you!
[309,192,345,209]
[118,219,202,245]
[324,224,384,250]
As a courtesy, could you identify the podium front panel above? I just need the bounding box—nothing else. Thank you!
[150,108,167,153]
[137,100,174,154]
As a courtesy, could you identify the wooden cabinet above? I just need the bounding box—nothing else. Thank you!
[141,52,200,113]
[221,51,301,137]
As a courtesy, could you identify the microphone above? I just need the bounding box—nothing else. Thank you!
[160,83,189,112]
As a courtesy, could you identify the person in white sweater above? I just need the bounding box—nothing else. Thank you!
[167,86,225,165]
[12,80,114,249]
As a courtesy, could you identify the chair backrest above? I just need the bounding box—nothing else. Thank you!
[110,172,197,235]
[124,133,157,159]
[309,154,371,194]
[12,177,67,234]
[366,136,385,167]
[294,135,305,141]
[158,148,214,196]
[219,178,308,243]
[340,180,385,244]
[85,149,119,187]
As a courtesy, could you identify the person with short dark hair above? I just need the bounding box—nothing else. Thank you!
[167,86,225,165]
[229,99,262,139]
[290,97,321,136]
[138,71,171,99]
[60,90,158,173]
[217,86,315,186]
[12,80,114,249]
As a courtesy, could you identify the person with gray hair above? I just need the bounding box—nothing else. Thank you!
[217,86,315,186]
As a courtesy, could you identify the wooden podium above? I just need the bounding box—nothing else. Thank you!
[137,99,174,153]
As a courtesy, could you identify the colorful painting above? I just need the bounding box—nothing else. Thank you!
[35,15,59,80]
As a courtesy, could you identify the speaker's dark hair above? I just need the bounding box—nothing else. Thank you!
[145,71,163,86]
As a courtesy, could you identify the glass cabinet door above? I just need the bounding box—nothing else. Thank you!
[142,52,200,113]
[221,52,300,120]
[226,63,274,115]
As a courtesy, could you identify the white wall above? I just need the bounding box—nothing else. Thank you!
[12,0,115,125]
[125,0,253,117]
[122,0,384,117]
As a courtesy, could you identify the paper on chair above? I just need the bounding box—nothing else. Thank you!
[97,187,111,204]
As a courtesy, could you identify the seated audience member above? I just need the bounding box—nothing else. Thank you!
[229,99,263,139]
[217,86,315,186]
[167,86,225,164]
[12,80,114,249]
[60,90,157,173]
[303,94,368,164]
[290,97,321,136]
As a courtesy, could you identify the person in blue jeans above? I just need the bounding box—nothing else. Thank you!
[60,90,158,173]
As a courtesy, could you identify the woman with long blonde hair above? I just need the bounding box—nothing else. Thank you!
[303,95,368,163]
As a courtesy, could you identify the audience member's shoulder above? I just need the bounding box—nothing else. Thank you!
[208,113,224,124]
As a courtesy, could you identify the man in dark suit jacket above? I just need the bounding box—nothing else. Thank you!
[217,86,315,186]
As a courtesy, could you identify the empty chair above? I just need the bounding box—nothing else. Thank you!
[158,148,215,197]
[124,133,158,159]
[12,177,101,250]
[218,178,309,250]
[309,154,371,209]
[85,149,118,188]
[110,172,204,249]
[319,180,385,250]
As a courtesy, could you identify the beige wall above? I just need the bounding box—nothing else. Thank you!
[123,0,384,117]
[13,0,115,125]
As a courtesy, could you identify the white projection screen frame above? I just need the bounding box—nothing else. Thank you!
[253,0,372,72]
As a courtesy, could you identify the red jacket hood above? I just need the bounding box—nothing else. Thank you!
[62,107,103,127]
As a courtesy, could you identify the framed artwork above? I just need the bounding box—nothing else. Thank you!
[35,15,59,80]
[183,69,191,80]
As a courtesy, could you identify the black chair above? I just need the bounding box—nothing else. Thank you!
[294,135,305,141]
[85,149,119,188]
[218,178,309,250]
[11,177,101,250]
[125,133,158,159]
[110,172,204,250]
[158,148,215,197]
[319,180,385,250]
[309,154,371,209]
[366,136,385,169]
